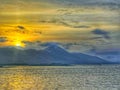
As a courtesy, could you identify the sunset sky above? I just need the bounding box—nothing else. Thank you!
[0,0,119,53]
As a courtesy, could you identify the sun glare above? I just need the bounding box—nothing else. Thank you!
[16,43,21,47]
[14,41,25,47]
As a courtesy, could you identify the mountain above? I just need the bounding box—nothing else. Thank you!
[71,53,109,64]
[95,49,120,63]
[0,44,112,65]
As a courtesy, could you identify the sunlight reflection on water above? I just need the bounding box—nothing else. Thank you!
[0,67,47,90]
[0,65,120,90]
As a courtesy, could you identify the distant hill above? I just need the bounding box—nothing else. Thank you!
[0,44,112,65]
[95,49,120,63]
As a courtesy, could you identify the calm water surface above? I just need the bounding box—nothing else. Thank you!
[0,65,120,90]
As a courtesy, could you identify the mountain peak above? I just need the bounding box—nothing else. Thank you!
[0,45,113,65]
[44,43,67,53]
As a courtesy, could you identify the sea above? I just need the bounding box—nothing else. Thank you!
[0,65,120,90]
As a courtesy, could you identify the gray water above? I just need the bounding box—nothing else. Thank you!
[0,65,120,90]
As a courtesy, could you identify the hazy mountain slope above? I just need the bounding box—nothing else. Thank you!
[0,44,111,65]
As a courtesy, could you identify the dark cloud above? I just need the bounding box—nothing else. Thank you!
[15,26,31,34]
[17,26,25,30]
[34,31,42,34]
[0,37,7,42]
[92,29,109,35]
[92,29,110,39]
[90,37,103,40]
[59,21,90,28]
[22,41,33,45]
[39,19,90,28]
[73,25,90,28]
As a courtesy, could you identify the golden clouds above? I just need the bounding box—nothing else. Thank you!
[0,0,119,48]
[0,0,59,15]
[0,24,38,47]
[0,23,72,47]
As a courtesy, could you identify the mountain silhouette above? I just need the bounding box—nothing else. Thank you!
[0,44,112,65]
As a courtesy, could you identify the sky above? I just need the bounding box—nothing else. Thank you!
[0,0,120,53]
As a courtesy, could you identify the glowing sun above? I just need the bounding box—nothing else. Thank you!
[14,41,25,47]
[16,43,21,47]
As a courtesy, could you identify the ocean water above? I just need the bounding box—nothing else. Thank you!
[0,65,120,90]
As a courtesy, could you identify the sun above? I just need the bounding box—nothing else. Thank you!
[16,43,21,47]
[14,41,25,47]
